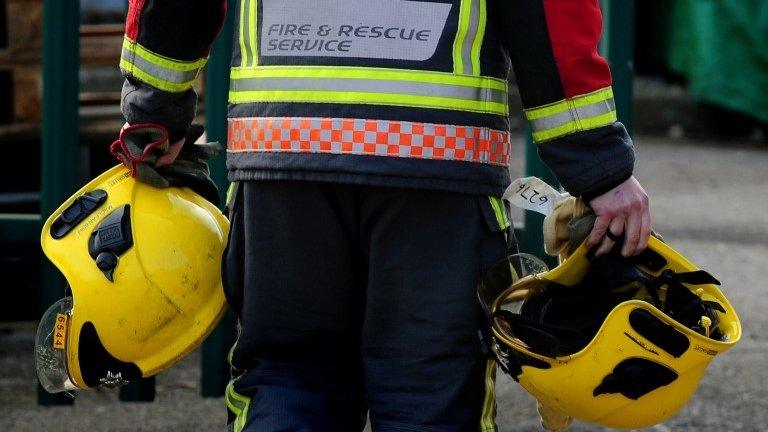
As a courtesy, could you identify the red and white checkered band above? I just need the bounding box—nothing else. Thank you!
[228,117,511,167]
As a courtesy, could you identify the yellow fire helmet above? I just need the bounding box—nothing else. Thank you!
[478,236,741,429]
[36,165,229,393]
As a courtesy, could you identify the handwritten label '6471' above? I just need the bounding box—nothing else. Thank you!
[503,176,565,216]
[516,184,550,206]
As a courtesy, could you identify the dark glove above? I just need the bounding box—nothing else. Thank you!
[110,123,221,205]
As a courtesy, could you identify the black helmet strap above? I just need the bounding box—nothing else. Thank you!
[491,256,726,358]
[649,269,725,338]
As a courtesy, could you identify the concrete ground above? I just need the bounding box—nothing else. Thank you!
[1,136,766,431]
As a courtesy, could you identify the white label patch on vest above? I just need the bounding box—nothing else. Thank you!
[260,0,452,60]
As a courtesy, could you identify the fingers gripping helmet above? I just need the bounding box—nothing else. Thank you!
[479,237,741,429]
[36,165,229,393]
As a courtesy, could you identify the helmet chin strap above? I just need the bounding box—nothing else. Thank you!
[646,269,725,338]
[490,252,727,359]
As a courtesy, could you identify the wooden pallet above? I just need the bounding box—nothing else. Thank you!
[0,0,124,123]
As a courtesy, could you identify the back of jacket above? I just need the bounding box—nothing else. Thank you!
[120,0,634,198]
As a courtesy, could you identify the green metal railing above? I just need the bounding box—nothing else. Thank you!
[602,0,636,137]
[0,0,633,405]
[36,0,80,406]
[200,0,238,398]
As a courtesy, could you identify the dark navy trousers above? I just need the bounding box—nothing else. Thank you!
[223,181,511,432]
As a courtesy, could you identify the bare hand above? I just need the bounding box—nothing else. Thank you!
[586,176,651,256]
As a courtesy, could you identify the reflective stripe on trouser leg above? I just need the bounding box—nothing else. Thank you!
[228,117,511,167]
[489,196,510,242]
[488,196,510,229]
[226,380,251,432]
[480,359,498,431]
[479,196,505,431]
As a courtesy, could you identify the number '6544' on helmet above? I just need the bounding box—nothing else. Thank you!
[36,165,229,393]
[478,236,741,429]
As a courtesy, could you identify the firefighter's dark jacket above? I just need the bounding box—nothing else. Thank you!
[120,0,634,199]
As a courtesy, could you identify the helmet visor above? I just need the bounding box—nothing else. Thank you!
[479,254,583,357]
[35,297,78,393]
[478,253,549,316]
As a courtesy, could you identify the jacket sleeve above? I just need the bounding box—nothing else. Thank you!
[120,0,227,141]
[493,0,635,201]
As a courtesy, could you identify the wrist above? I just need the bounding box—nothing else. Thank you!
[537,122,636,199]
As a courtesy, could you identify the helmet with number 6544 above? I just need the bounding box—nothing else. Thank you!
[36,165,229,393]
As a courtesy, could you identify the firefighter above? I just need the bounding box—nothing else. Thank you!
[117,0,651,430]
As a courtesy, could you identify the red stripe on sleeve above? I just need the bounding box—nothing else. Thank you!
[541,0,612,98]
[125,0,147,40]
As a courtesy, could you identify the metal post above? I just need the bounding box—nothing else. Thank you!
[203,0,235,199]
[38,0,80,406]
[201,0,236,398]
[601,0,635,135]
[200,312,236,397]
[519,0,635,267]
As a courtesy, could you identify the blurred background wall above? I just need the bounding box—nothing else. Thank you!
[634,0,768,136]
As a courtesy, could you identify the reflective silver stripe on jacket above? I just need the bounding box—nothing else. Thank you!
[529,97,616,133]
[120,47,201,85]
[455,0,485,75]
[229,76,508,106]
